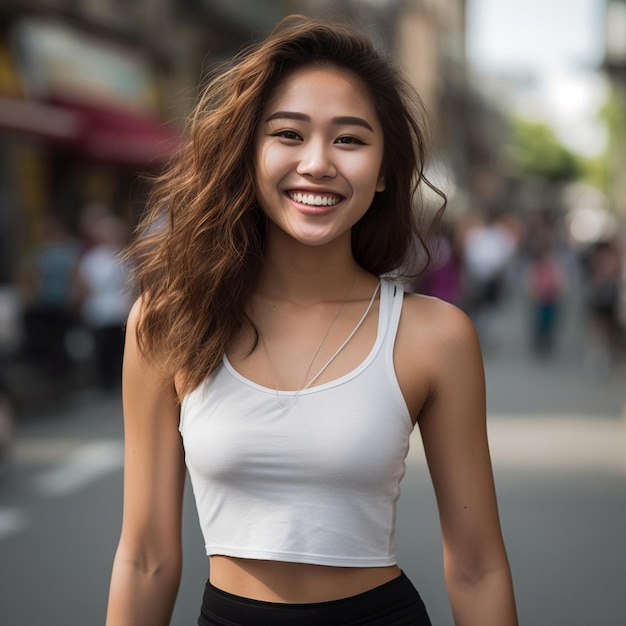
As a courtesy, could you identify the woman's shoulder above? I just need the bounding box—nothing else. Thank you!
[125,297,168,375]
[126,295,145,334]
[124,296,182,401]
[391,289,483,419]
[397,290,481,363]
[399,288,473,328]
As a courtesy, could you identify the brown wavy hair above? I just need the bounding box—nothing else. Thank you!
[128,14,445,396]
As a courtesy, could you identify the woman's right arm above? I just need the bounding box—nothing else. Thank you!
[106,300,187,626]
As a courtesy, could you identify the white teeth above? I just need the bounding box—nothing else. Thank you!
[289,192,340,207]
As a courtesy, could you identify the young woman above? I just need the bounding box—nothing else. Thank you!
[105,15,518,626]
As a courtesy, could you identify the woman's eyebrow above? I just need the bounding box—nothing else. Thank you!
[264,111,374,132]
[265,111,309,123]
[332,116,374,132]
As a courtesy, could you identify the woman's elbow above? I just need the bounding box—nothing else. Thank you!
[114,534,183,581]
[444,542,512,589]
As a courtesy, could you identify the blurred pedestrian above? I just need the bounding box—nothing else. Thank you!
[526,242,567,355]
[78,201,115,253]
[411,224,462,304]
[19,214,79,378]
[106,16,517,626]
[74,213,131,390]
[584,239,622,376]
[460,211,518,347]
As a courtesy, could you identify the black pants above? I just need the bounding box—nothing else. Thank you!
[198,571,432,625]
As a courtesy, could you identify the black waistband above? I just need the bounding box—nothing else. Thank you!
[198,571,431,626]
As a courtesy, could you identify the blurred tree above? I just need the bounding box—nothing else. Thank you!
[576,153,609,192]
[601,86,626,139]
[507,117,583,183]
[567,88,626,194]
[598,86,626,197]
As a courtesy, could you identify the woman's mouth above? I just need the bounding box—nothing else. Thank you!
[287,191,342,207]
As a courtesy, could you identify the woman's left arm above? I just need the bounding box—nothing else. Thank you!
[412,299,518,626]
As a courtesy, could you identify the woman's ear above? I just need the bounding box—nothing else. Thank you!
[376,174,385,193]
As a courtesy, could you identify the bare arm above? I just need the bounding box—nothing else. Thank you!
[403,297,518,625]
[106,301,187,626]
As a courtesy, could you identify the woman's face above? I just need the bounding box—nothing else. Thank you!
[254,64,385,249]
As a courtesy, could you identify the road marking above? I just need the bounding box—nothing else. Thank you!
[0,507,28,541]
[408,416,626,475]
[32,440,124,498]
[487,415,626,474]
[15,438,90,465]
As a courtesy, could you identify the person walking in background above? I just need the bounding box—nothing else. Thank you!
[106,16,518,626]
[74,212,131,391]
[78,201,116,254]
[411,222,462,305]
[459,210,519,348]
[526,241,567,355]
[19,214,79,378]
[584,238,623,376]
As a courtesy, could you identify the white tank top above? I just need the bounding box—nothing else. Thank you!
[179,279,413,567]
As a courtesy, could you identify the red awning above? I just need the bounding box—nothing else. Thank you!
[0,95,181,168]
[64,100,182,167]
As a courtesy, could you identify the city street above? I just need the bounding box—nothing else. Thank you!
[0,291,625,625]
[0,1,624,626]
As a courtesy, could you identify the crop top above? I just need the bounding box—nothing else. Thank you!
[179,278,414,567]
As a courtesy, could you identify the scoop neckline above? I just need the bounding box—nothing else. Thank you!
[222,280,388,397]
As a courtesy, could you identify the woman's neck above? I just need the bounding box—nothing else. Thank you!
[259,231,363,304]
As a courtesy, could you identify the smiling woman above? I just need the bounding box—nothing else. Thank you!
[105,14,518,626]
[254,65,385,247]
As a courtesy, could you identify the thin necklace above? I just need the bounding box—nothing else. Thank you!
[263,279,380,409]
[262,274,357,409]
[302,280,379,390]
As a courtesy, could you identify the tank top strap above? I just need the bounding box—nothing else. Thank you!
[380,279,404,333]
[377,279,405,362]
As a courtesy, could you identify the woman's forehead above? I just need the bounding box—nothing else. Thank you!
[261,65,378,122]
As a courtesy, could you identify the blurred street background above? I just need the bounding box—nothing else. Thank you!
[0,0,625,624]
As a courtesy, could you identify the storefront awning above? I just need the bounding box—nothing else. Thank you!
[0,95,181,168]
[59,100,181,167]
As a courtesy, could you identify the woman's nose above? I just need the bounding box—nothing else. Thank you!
[296,140,336,179]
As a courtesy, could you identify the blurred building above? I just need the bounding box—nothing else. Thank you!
[391,1,462,214]
[0,1,274,281]
[0,0,181,285]
[0,0,494,296]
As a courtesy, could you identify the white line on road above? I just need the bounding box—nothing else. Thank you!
[32,440,124,498]
[15,438,91,464]
[408,415,626,475]
[0,507,28,541]
[487,415,626,474]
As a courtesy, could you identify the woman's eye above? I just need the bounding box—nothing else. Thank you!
[335,136,365,145]
[273,130,301,141]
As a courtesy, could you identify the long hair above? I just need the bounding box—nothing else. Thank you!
[128,14,445,396]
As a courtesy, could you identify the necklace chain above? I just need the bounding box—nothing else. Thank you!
[262,279,380,409]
